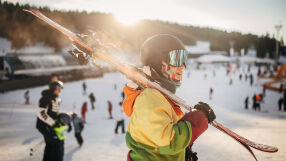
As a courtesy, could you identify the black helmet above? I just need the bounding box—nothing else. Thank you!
[58,113,71,125]
[140,34,187,73]
[49,81,64,91]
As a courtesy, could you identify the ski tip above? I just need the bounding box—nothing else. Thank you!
[23,9,31,13]
[23,8,39,14]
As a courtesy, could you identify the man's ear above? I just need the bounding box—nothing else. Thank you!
[161,61,168,73]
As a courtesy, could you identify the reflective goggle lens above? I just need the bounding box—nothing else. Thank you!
[169,50,188,67]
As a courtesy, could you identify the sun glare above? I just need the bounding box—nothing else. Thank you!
[115,14,141,25]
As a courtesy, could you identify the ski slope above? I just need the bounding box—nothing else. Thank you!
[0,66,285,161]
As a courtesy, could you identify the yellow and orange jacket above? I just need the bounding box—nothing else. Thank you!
[123,87,208,161]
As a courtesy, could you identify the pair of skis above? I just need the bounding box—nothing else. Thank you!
[23,9,278,161]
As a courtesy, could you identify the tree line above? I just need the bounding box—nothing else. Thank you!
[0,1,283,58]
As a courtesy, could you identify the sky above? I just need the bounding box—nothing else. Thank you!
[6,0,286,41]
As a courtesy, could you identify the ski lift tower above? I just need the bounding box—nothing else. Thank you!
[274,22,283,63]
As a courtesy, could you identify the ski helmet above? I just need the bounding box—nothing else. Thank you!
[140,34,187,74]
[58,113,71,125]
[49,80,64,91]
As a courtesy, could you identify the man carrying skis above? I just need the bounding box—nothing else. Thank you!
[36,81,71,161]
[122,34,216,161]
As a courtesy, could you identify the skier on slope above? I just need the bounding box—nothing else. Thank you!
[36,81,72,161]
[122,34,216,161]
[71,113,85,146]
[81,102,88,122]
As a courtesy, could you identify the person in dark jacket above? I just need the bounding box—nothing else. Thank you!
[88,93,96,110]
[245,96,249,109]
[72,113,85,146]
[209,87,213,100]
[82,82,87,95]
[278,97,283,111]
[24,90,30,104]
[252,93,257,111]
[36,81,66,161]
[249,74,254,86]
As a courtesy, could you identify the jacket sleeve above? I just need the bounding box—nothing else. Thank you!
[47,98,60,120]
[37,97,58,126]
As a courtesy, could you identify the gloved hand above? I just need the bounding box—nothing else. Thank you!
[194,102,216,123]
[185,144,198,161]
[72,41,92,57]
[67,123,72,133]
[180,109,208,145]
[52,121,60,128]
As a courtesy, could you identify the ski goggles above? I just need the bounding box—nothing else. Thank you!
[168,50,188,67]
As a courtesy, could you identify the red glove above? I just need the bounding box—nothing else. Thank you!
[180,109,208,145]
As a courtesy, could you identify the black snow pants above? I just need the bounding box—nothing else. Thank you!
[75,132,83,146]
[115,120,125,134]
[43,140,64,161]
[37,119,64,161]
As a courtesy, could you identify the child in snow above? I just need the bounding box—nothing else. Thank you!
[122,35,216,161]
[72,113,85,146]
[81,102,88,122]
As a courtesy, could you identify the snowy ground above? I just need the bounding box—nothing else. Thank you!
[0,65,286,161]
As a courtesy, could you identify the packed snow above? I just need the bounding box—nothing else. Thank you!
[0,65,285,161]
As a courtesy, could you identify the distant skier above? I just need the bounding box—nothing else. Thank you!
[36,81,70,161]
[71,113,85,146]
[24,90,30,104]
[245,73,248,81]
[82,82,87,95]
[209,87,213,100]
[81,102,88,122]
[249,74,254,86]
[278,97,283,111]
[252,94,257,111]
[121,91,125,101]
[239,74,242,81]
[256,95,262,111]
[244,96,249,110]
[122,35,216,161]
[115,102,125,134]
[88,93,96,110]
[107,100,113,119]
